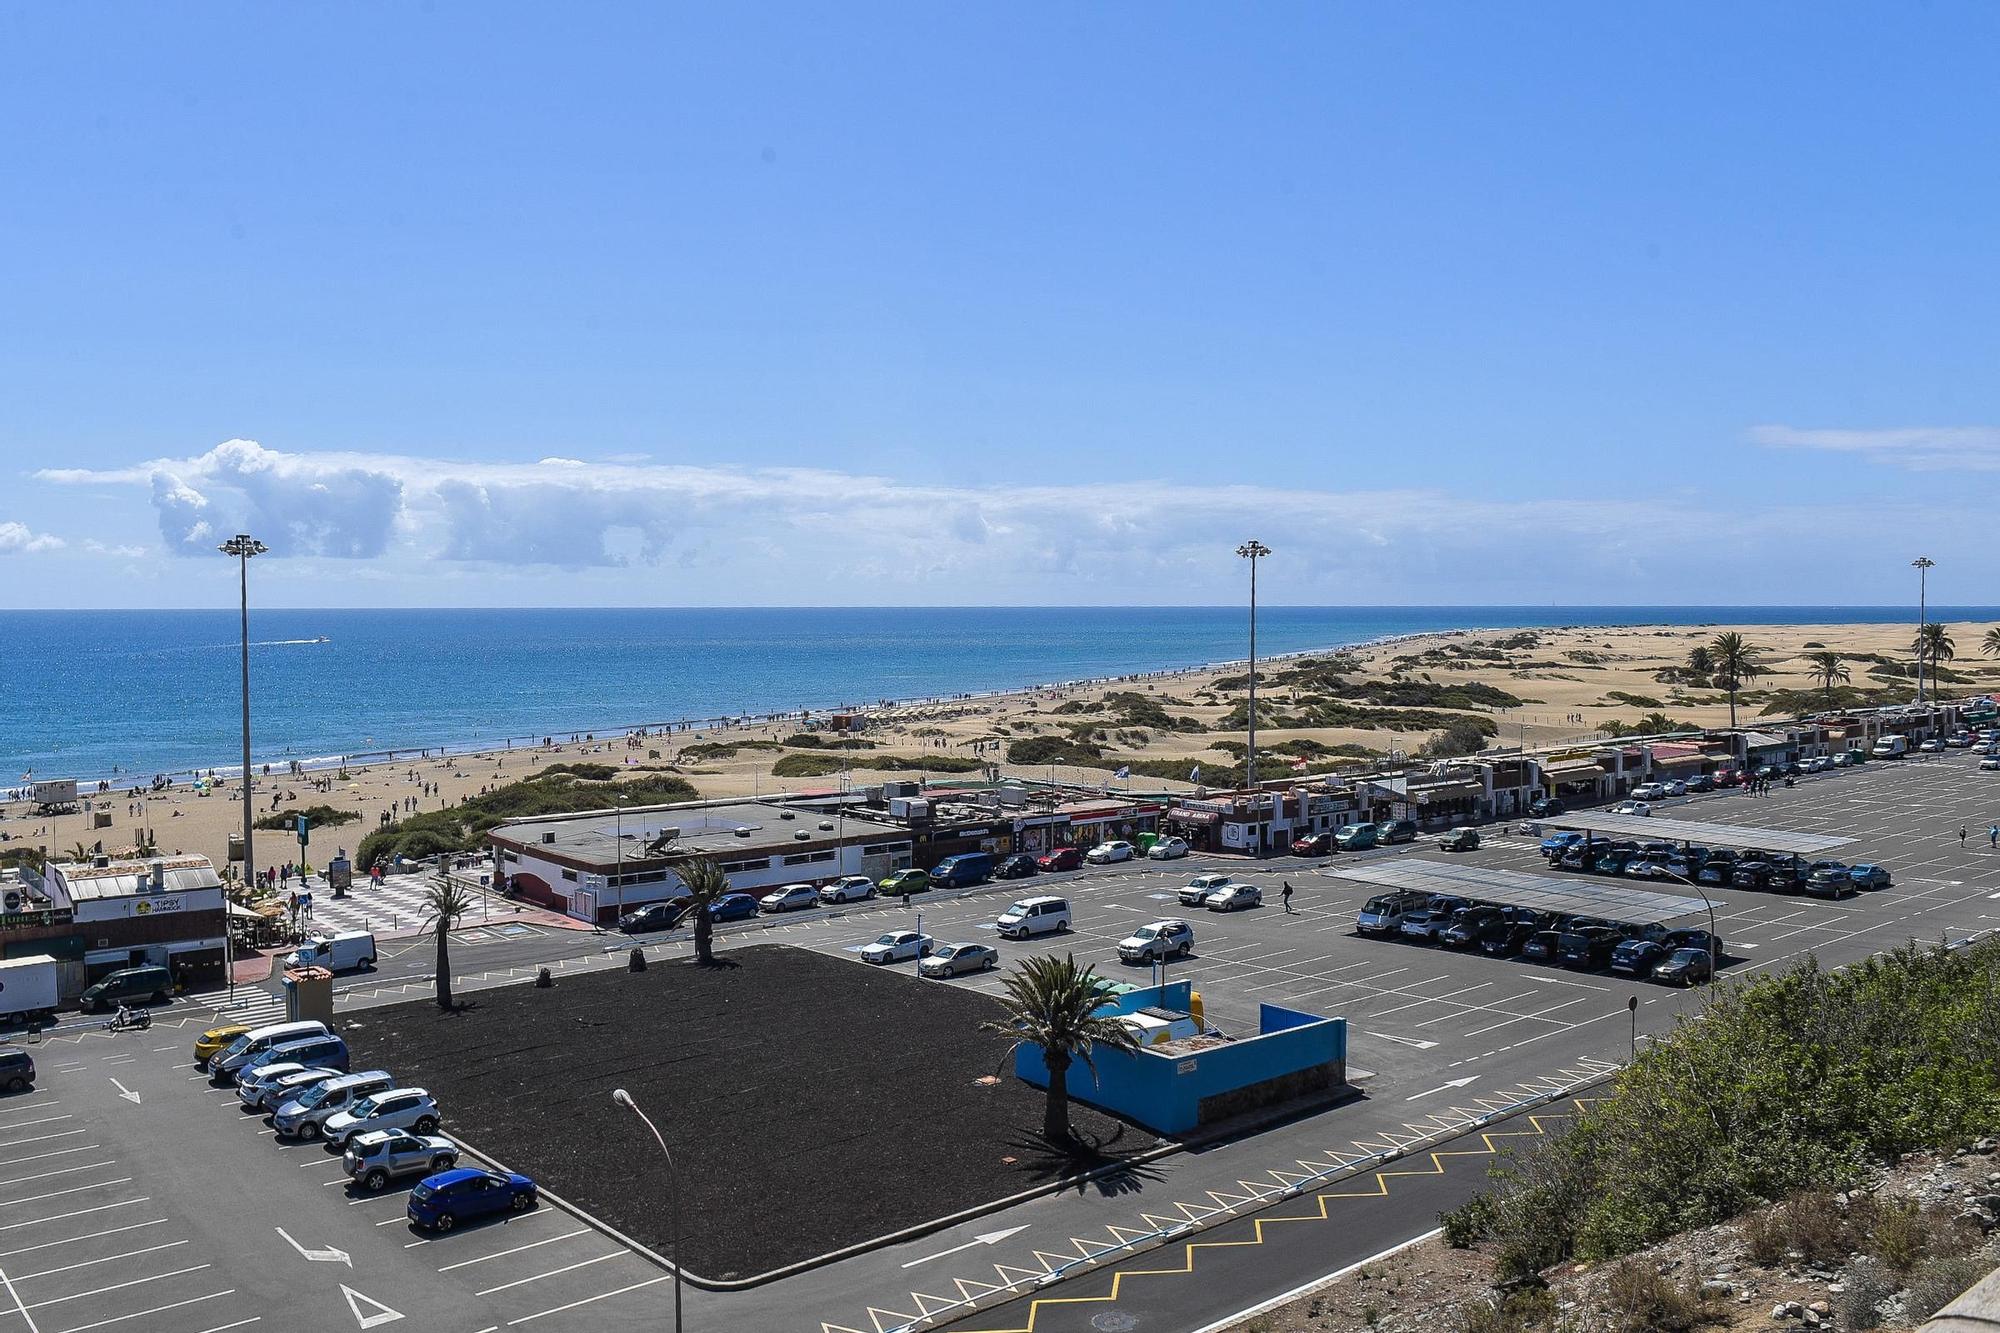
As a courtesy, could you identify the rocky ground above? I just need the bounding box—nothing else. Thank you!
[1234,1139,2000,1333]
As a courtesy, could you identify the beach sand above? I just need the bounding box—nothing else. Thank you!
[5,619,1991,879]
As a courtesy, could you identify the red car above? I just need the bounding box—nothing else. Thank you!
[1713,769,1742,788]
[1037,847,1082,872]
[1291,832,1334,856]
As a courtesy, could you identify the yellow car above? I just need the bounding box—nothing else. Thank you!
[193,1023,251,1067]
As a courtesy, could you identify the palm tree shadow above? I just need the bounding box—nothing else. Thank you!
[1002,1126,1168,1198]
[693,956,741,970]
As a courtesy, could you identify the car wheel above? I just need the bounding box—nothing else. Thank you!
[152,991,168,1004]
[434,1213,455,1232]
[298,1121,321,1140]
[5,1077,23,1092]
[512,1192,536,1211]
[432,1155,454,1172]
[364,1169,388,1191]
[1177,942,1191,958]
[414,1116,438,1134]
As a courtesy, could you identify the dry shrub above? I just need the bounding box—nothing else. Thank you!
[1905,1254,1991,1321]
[1603,1261,1726,1333]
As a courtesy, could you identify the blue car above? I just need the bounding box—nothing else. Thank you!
[1847,864,1892,890]
[1540,831,1586,858]
[406,1168,538,1232]
[707,892,759,922]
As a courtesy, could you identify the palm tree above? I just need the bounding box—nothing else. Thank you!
[1708,632,1765,730]
[1913,623,1956,694]
[1685,644,1715,678]
[67,842,91,863]
[982,954,1140,1146]
[1804,650,1850,708]
[421,871,477,1010]
[677,858,731,965]
[1981,627,2000,660]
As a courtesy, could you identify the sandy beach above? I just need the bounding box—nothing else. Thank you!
[5,618,1992,879]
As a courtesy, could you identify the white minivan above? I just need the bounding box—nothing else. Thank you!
[208,1020,333,1083]
[995,896,1071,939]
[285,930,377,973]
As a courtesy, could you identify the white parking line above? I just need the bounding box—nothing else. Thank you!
[0,1163,118,1191]
[0,1220,170,1261]
[191,1319,261,1333]
[0,1200,149,1236]
[0,1119,72,1138]
[1461,997,1588,1038]
[504,1274,673,1325]
[0,1180,133,1211]
[473,1251,626,1295]
[0,1134,87,1154]
[55,1287,233,1333]
[0,1148,98,1173]
[437,1227,588,1271]
[14,1242,191,1284]
[22,1263,210,1308]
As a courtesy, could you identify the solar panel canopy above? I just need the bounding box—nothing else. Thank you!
[1332,858,1713,925]
[1534,811,1850,855]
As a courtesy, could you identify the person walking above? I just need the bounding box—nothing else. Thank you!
[1960,826,1968,849]
[1988,824,1997,850]
[1281,881,1295,914]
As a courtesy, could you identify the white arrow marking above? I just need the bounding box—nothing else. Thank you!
[1368,1032,1439,1050]
[108,1077,140,1105]
[276,1226,352,1266]
[340,1285,402,1328]
[902,1224,1031,1268]
[1406,1075,1480,1101]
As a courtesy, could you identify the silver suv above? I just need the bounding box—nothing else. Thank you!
[1117,919,1195,964]
[324,1088,441,1148]
[273,1070,394,1141]
[343,1130,459,1191]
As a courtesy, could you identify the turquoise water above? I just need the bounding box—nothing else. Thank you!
[2,606,1988,783]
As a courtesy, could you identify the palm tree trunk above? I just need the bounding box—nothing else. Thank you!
[693,910,713,965]
[1728,686,1737,730]
[1043,1051,1072,1145]
[434,923,452,1010]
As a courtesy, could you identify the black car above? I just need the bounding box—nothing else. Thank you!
[1663,928,1724,960]
[1695,849,1738,883]
[0,1050,32,1093]
[1730,861,1773,890]
[1763,855,1806,892]
[1441,908,1503,949]
[1608,938,1667,977]
[1477,918,1542,958]
[1528,798,1567,818]
[1557,927,1622,969]
[1804,861,1855,899]
[1519,929,1562,963]
[1652,947,1714,986]
[993,854,1040,880]
[618,902,684,933]
[1684,774,1716,793]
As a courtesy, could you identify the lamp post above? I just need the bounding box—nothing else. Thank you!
[1912,556,1935,704]
[611,1088,682,1333]
[1236,540,1271,854]
[1652,868,1722,996]
[218,534,267,1002]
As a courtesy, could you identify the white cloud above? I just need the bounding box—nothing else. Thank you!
[1749,424,2000,471]
[0,522,64,553]
[82,540,148,558]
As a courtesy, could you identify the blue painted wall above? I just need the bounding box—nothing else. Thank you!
[1013,982,1347,1136]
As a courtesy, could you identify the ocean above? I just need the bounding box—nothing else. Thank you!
[3,606,1991,785]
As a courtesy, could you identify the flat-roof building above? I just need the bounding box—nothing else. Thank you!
[3,855,227,995]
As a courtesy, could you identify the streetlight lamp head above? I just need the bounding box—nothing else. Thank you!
[1236,540,1271,559]
[1912,556,1934,568]
[218,535,268,559]
[611,1088,634,1108]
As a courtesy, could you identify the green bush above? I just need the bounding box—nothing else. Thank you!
[356,769,700,871]
[253,804,362,831]
[1602,1261,1724,1332]
[1006,736,1103,765]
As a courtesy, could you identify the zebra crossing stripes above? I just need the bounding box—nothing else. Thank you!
[187,987,289,1027]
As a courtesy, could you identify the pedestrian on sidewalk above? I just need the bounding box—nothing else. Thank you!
[1281,882,1294,914]
[1960,826,1968,849]
[1988,824,1997,850]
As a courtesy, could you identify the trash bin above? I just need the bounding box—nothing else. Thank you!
[1136,832,1158,854]
[282,966,334,1025]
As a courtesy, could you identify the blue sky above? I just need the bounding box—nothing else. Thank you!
[2,3,1996,608]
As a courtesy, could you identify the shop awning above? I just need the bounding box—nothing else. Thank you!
[1539,759,1604,781]
[226,901,264,920]
[1166,808,1220,826]
[1649,753,1711,771]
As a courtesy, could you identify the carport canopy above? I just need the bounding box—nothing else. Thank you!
[1534,811,1850,855]
[1331,859,1713,927]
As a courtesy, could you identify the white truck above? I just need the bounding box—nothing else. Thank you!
[284,931,377,973]
[0,956,60,1023]
[1872,735,1909,760]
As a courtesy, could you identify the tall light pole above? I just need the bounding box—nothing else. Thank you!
[218,534,266,1002]
[1236,540,1271,855]
[611,1088,682,1333]
[1912,556,1935,704]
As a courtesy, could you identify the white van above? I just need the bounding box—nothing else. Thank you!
[1872,735,1909,759]
[285,930,377,973]
[209,1020,333,1082]
[996,896,1071,939]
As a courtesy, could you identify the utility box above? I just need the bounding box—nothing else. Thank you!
[282,967,334,1025]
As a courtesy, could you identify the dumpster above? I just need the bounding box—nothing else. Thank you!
[282,966,334,1025]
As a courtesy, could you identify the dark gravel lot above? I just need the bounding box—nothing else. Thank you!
[343,945,1139,1281]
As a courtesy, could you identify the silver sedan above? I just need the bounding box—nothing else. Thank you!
[919,943,999,978]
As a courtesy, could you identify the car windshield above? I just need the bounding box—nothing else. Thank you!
[352,1096,386,1118]
[1362,897,1394,912]
[218,1034,253,1061]
[297,1080,337,1108]
[1671,949,1704,963]
[873,935,900,946]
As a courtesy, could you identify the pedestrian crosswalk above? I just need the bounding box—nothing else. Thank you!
[186,986,290,1027]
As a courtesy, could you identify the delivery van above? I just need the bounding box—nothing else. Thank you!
[928,853,994,889]
[1872,735,1909,759]
[0,956,59,1024]
[285,931,377,973]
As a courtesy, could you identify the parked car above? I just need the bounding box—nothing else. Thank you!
[244,1065,342,1113]
[1334,822,1379,851]
[1519,930,1562,963]
[1664,779,1689,797]
[344,1131,459,1192]
[930,852,995,888]
[194,1023,252,1068]
[995,896,1072,938]
[818,876,876,904]
[918,943,998,978]
[1375,819,1419,845]
[1355,891,1426,937]
[1399,907,1454,943]
[1085,841,1136,865]
[235,1061,327,1110]
[273,1070,396,1140]
[1653,947,1714,986]
[860,931,934,965]
[1696,850,1739,885]
[1117,919,1195,963]
[1664,928,1724,960]
[758,883,821,913]
[1593,848,1638,876]
[1541,830,1587,858]
[994,854,1041,879]
[1036,847,1082,872]
[1608,800,1653,817]
[0,1050,32,1093]
[1608,938,1668,977]
[1179,873,1236,907]
[1558,927,1623,970]
[1291,832,1335,856]
[1146,838,1190,860]
[1731,861,1774,891]
[407,1168,537,1232]
[707,892,759,922]
[238,1034,349,1085]
[1713,769,1742,787]
[877,869,931,897]
[1557,840,1608,870]
[1804,861,1856,899]
[1438,828,1481,852]
[618,902,683,933]
[1918,738,1945,754]
[1848,864,1892,890]
[1981,756,2000,773]
[1477,913,1547,958]
[1440,907,1502,948]
[325,1089,442,1148]
[1630,782,1668,801]
[1528,797,1567,817]
[1205,883,1263,912]
[1684,773,1717,793]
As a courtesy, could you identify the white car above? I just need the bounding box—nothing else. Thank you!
[860,931,934,965]
[1609,800,1652,816]
[1663,780,1688,797]
[818,876,876,904]
[759,884,820,913]
[1117,919,1195,963]
[1630,783,1668,801]
[1918,738,1945,753]
[1205,883,1263,912]
[1981,757,2000,772]
[1145,838,1190,861]
[244,1065,342,1113]
[324,1089,441,1148]
[918,943,998,978]
[1178,873,1234,907]
[1085,841,1135,864]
